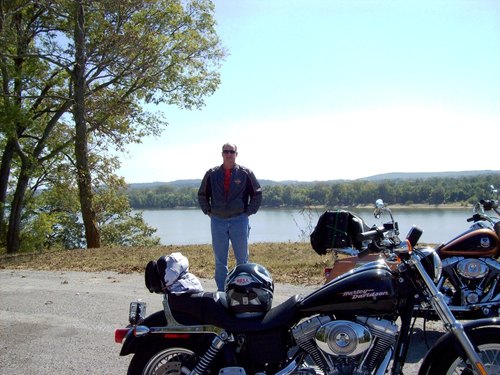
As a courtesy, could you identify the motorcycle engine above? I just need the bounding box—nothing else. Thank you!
[440,256,500,312]
[456,258,489,279]
[314,321,371,356]
[292,316,397,375]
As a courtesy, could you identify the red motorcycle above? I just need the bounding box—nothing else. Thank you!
[311,188,500,320]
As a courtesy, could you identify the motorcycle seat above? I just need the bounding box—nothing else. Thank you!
[168,292,304,332]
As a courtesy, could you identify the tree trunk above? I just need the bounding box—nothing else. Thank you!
[73,1,100,248]
[6,162,30,253]
[0,139,15,239]
[2,10,28,251]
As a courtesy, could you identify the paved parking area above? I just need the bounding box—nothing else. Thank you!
[0,270,441,374]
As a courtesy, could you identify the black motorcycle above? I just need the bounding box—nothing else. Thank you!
[315,190,500,320]
[115,225,500,375]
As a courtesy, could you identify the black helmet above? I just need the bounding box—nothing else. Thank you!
[224,263,274,317]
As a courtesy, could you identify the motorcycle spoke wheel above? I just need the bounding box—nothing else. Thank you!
[444,342,500,375]
[142,347,198,375]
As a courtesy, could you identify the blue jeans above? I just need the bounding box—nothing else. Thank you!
[210,213,249,291]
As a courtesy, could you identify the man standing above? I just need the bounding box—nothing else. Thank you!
[198,143,262,291]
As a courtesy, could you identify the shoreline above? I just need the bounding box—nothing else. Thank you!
[303,203,470,210]
[352,203,469,210]
[135,203,472,211]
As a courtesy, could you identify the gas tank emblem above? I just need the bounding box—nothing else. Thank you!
[480,237,491,248]
[342,289,390,300]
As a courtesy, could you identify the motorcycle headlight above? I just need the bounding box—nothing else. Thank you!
[415,247,442,283]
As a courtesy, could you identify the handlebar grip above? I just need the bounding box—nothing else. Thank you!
[357,227,386,242]
[468,213,488,222]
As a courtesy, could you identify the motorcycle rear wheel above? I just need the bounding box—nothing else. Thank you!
[424,327,500,375]
[128,347,198,375]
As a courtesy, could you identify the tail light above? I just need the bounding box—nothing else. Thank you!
[115,328,130,343]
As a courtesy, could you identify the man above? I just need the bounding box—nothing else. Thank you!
[198,143,262,291]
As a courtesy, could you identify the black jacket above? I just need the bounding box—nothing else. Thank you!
[198,164,262,218]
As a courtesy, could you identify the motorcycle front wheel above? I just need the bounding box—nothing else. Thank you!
[128,347,198,375]
[424,327,500,375]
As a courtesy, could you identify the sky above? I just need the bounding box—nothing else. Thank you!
[117,0,500,183]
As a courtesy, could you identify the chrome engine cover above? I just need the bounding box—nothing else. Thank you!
[456,258,489,279]
[292,316,398,374]
[314,321,372,356]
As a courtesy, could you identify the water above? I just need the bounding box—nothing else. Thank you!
[136,207,474,246]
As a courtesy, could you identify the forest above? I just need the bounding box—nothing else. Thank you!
[126,174,500,209]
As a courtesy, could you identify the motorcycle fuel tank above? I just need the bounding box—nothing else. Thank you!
[299,261,398,316]
[438,228,499,258]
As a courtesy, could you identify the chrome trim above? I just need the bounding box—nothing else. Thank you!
[415,300,500,312]
[274,358,300,375]
[374,348,393,375]
[132,324,224,337]
[315,320,372,356]
[411,254,489,374]
[163,294,181,326]
[333,248,360,256]
[485,257,500,272]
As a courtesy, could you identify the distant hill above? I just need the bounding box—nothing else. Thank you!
[360,170,500,181]
[126,180,200,190]
[127,170,500,190]
[127,179,346,190]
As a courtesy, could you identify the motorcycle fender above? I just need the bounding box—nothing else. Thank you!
[119,310,167,356]
[418,318,499,375]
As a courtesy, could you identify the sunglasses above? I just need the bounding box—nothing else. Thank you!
[222,150,236,154]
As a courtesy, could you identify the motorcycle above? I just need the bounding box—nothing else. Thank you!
[115,225,500,375]
[432,186,500,319]
[315,188,500,320]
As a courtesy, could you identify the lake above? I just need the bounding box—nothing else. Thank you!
[135,207,474,246]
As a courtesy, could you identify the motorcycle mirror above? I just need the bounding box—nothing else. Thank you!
[473,202,483,214]
[374,199,384,218]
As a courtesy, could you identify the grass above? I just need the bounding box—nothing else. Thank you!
[0,242,330,285]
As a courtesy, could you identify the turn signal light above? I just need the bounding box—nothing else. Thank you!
[405,239,413,254]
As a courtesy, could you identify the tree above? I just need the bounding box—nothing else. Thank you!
[72,0,100,247]
[65,0,225,248]
[0,0,225,252]
[0,0,73,252]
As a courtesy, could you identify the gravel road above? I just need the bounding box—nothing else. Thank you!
[0,269,443,375]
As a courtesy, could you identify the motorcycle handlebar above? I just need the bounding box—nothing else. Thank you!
[467,213,484,222]
[467,212,498,223]
[356,226,387,242]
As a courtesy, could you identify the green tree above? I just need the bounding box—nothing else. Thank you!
[0,0,225,252]
[0,0,74,252]
[67,0,225,248]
